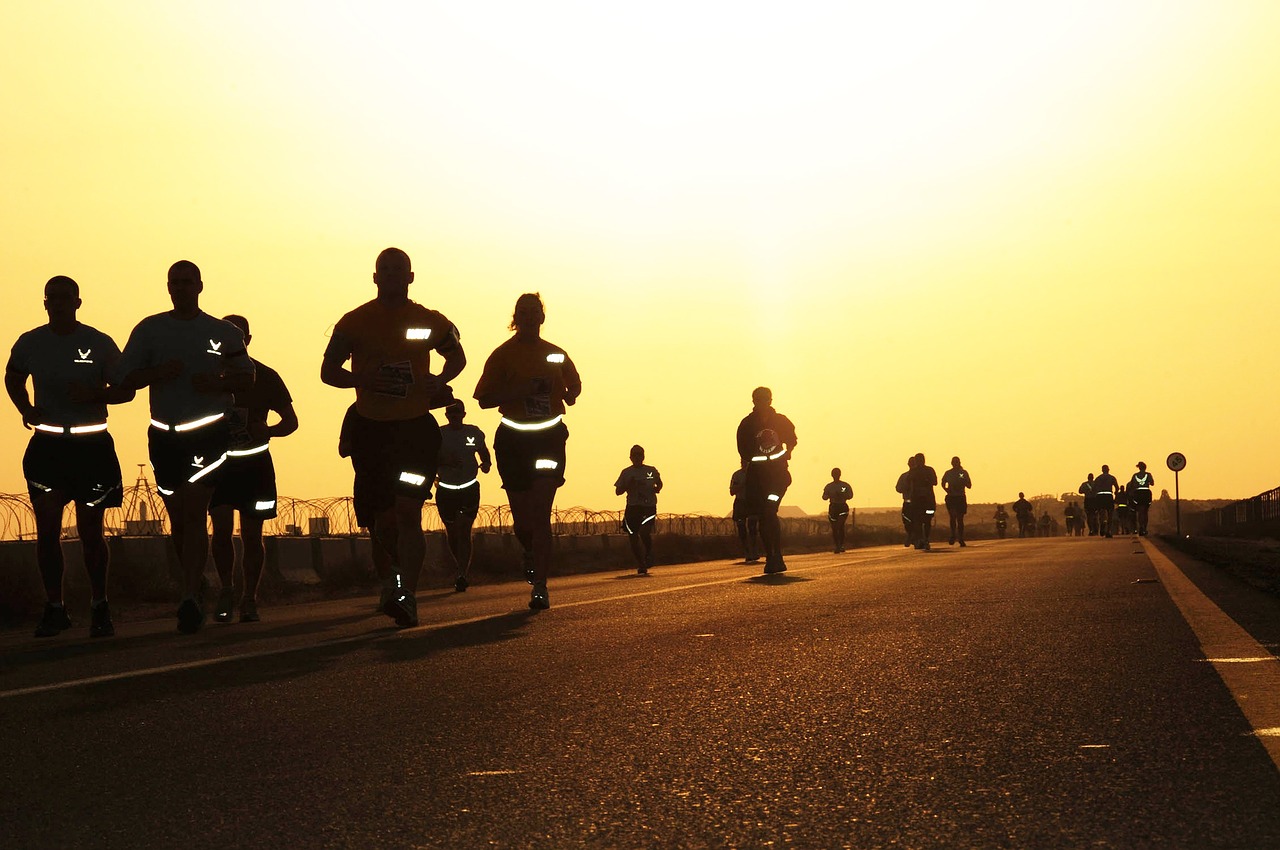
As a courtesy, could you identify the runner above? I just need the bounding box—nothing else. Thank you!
[1093,464,1119,538]
[821,467,853,553]
[6,276,133,638]
[1128,461,1156,537]
[906,453,938,550]
[435,400,491,592]
[1012,492,1035,538]
[321,248,465,628]
[730,461,759,563]
[115,260,255,634]
[736,387,798,574]
[208,315,298,623]
[474,292,581,610]
[940,456,972,547]
[615,444,663,574]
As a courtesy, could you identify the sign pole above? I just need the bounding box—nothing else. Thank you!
[1167,452,1187,537]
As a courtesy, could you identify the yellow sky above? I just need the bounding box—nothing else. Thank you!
[4,1,1280,515]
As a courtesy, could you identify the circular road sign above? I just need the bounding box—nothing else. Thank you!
[1167,452,1187,472]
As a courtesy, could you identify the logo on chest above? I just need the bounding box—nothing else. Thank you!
[465,436,477,447]
[74,348,94,364]
[206,339,223,355]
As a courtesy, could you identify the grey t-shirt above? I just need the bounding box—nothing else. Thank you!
[6,323,120,427]
[437,423,488,486]
[616,464,662,507]
[114,311,252,423]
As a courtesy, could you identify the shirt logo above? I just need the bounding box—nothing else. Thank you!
[75,348,94,364]
[465,436,477,447]
[192,456,205,468]
[207,339,223,355]
[645,472,654,480]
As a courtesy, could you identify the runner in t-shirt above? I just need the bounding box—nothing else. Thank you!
[1127,462,1155,537]
[736,387,797,574]
[474,292,582,610]
[321,248,465,628]
[208,315,298,623]
[434,400,491,592]
[6,276,134,638]
[940,456,973,547]
[1093,464,1120,538]
[115,260,254,634]
[615,445,663,574]
[730,462,759,563]
[821,468,853,553]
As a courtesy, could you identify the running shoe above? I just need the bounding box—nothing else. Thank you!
[384,593,418,628]
[239,599,260,623]
[454,575,469,593]
[177,598,204,634]
[89,601,114,638]
[763,556,787,574]
[214,588,235,623]
[529,583,550,610]
[34,604,72,638]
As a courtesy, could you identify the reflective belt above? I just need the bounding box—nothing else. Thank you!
[437,477,479,490]
[750,448,787,462]
[34,422,108,435]
[534,459,560,470]
[227,443,270,457]
[500,415,563,432]
[150,412,225,432]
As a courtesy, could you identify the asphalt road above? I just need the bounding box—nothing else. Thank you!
[2,536,1279,849]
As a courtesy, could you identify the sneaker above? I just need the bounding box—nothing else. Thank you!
[454,575,469,593]
[239,599,260,623]
[89,601,115,638]
[763,556,787,575]
[34,604,72,638]
[529,583,550,610]
[959,540,967,547]
[383,593,418,628]
[177,598,205,634]
[637,566,648,575]
[214,588,235,623]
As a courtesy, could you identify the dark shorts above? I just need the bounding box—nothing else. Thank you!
[745,460,790,517]
[436,478,481,524]
[149,418,231,495]
[945,494,968,516]
[623,504,658,535]
[210,447,278,519]
[23,431,123,509]
[1095,493,1115,511]
[828,503,849,523]
[1131,490,1152,507]
[346,410,442,528]
[494,420,569,493]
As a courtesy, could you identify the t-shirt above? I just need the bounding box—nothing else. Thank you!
[7,323,121,427]
[325,299,460,421]
[823,480,852,508]
[114,311,252,423]
[437,423,489,485]
[616,464,662,507]
[226,358,292,450]
[736,406,797,465]
[941,467,972,500]
[1094,473,1119,496]
[473,336,581,423]
[908,465,938,506]
[1129,472,1155,492]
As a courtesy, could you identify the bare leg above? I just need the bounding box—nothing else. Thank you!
[240,515,266,604]
[76,504,110,600]
[210,505,236,592]
[32,494,67,603]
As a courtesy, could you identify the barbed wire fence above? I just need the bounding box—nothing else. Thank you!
[1,479,830,541]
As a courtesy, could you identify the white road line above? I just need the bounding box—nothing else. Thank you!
[0,556,872,700]
[1142,539,1280,769]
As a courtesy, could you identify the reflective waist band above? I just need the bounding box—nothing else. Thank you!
[226,443,270,457]
[750,449,788,462]
[437,477,479,490]
[34,422,108,435]
[150,412,226,432]
[499,415,563,432]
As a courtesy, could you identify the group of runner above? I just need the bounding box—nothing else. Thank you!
[5,253,1163,637]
